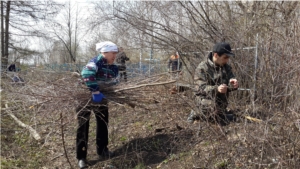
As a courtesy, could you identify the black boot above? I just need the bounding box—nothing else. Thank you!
[217,113,237,125]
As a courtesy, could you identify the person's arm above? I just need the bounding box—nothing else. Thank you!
[194,64,218,98]
[226,65,238,92]
[81,56,100,92]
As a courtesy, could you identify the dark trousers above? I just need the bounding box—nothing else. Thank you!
[76,104,109,160]
[118,65,127,82]
[120,71,127,82]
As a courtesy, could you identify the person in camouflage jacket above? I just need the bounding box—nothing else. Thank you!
[187,42,239,124]
[116,47,129,82]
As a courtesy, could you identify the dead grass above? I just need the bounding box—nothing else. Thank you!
[1,69,300,169]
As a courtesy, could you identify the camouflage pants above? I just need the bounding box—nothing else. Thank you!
[195,97,228,121]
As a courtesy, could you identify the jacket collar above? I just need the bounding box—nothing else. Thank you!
[206,52,225,70]
[97,54,108,65]
[207,52,218,68]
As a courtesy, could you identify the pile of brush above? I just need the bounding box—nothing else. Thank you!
[2,69,178,113]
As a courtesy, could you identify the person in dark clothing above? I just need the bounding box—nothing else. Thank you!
[168,52,182,73]
[77,41,119,169]
[8,63,16,72]
[116,47,129,82]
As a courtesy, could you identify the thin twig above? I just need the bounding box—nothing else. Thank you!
[60,112,73,169]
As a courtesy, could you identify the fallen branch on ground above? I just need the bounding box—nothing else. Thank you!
[5,103,41,141]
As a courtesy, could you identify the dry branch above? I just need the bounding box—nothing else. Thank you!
[114,80,176,92]
[1,71,177,142]
[5,103,41,141]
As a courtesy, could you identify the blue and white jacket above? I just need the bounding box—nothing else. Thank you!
[81,54,119,92]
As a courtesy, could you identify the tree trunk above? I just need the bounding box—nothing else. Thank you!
[1,1,4,65]
[3,1,10,66]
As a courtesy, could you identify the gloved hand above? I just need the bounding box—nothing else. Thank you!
[92,92,105,103]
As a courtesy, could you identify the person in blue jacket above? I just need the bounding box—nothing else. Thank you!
[76,41,119,169]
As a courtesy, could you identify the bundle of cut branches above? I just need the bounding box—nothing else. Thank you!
[2,69,178,113]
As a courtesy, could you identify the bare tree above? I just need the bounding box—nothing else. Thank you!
[88,1,300,111]
[0,0,61,66]
[1,1,10,67]
[46,1,89,63]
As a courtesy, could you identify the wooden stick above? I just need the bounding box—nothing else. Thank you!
[5,104,41,141]
[114,80,176,92]
[243,115,262,122]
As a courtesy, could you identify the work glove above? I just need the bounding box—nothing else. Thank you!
[92,92,105,103]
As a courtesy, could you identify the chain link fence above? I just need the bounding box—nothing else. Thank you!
[43,61,169,78]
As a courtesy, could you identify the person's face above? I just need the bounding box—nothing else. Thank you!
[102,52,118,64]
[213,53,230,66]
